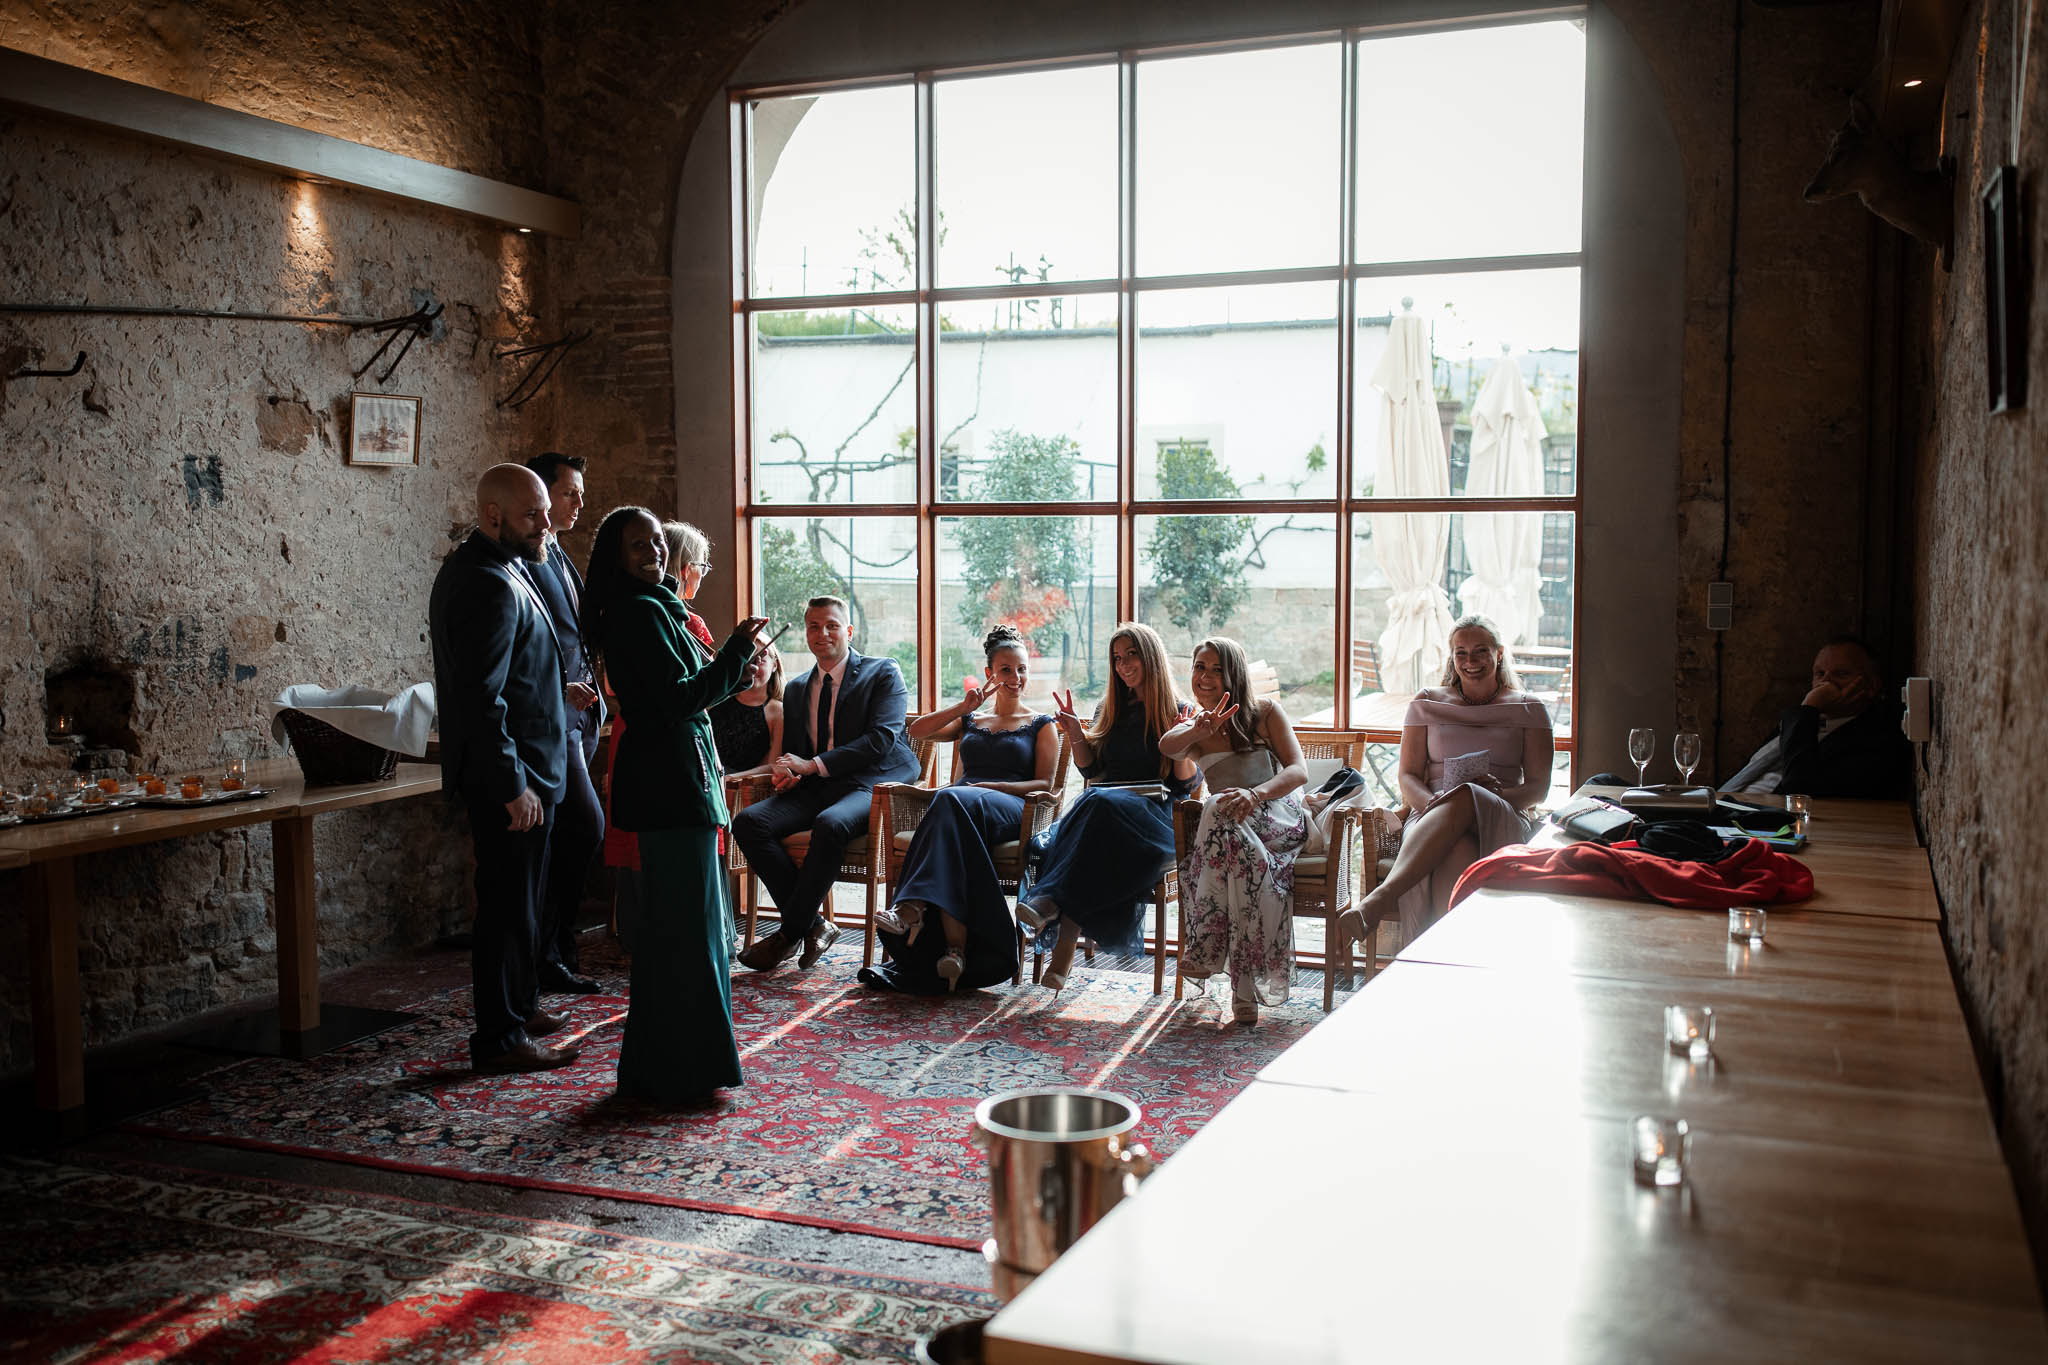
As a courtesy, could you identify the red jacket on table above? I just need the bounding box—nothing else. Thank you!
[1451,837,1814,910]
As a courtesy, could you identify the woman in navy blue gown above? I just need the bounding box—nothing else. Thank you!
[861,625,1059,994]
[1019,622,1197,994]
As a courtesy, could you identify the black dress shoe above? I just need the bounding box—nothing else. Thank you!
[799,920,841,969]
[539,965,601,995]
[472,1038,580,1074]
[737,929,800,972]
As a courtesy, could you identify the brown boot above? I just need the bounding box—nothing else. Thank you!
[737,929,801,972]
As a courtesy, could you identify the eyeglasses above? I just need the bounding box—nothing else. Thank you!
[690,561,712,574]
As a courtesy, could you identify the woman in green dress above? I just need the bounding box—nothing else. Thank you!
[582,506,767,1104]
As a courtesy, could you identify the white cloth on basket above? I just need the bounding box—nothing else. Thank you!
[266,683,436,757]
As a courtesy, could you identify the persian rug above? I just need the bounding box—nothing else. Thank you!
[0,1154,995,1363]
[134,948,1325,1248]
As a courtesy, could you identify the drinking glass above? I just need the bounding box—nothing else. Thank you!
[223,758,248,791]
[1673,732,1701,786]
[1627,728,1655,786]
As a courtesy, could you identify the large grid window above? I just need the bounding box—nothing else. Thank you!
[733,17,1584,748]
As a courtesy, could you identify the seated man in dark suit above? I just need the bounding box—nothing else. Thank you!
[733,595,920,972]
[429,464,575,1074]
[1720,635,1911,799]
[523,450,604,995]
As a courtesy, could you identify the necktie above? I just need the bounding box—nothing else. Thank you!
[815,670,835,754]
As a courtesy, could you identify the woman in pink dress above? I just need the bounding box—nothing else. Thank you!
[1338,615,1553,946]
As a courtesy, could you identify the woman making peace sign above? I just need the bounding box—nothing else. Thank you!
[1018,622,1196,995]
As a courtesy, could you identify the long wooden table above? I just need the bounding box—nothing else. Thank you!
[985,799,2048,1362]
[0,756,440,1113]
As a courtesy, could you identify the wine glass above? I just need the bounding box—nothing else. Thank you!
[1673,732,1701,787]
[1628,728,1655,787]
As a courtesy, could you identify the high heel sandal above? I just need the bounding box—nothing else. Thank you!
[1015,899,1052,933]
[937,949,965,991]
[875,902,926,944]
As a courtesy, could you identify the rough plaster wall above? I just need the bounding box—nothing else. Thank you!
[0,0,545,182]
[1914,0,2048,1275]
[1600,1,1887,776]
[535,0,797,592]
[0,2,552,1072]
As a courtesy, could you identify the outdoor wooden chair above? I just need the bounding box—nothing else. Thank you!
[728,714,940,949]
[872,726,1074,977]
[1167,729,1388,1011]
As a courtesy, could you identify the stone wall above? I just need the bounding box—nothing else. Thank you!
[0,2,552,1072]
[1613,0,1890,775]
[533,0,797,578]
[1911,0,2048,1275]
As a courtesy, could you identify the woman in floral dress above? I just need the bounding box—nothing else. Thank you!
[1160,636,1309,1025]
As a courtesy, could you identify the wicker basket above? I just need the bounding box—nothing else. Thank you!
[278,708,400,786]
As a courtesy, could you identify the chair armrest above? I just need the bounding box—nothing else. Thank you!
[1021,789,1066,840]
[1171,797,1203,858]
[726,773,775,811]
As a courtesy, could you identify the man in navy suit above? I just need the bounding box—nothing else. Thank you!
[429,464,577,1073]
[734,595,920,972]
[523,451,604,994]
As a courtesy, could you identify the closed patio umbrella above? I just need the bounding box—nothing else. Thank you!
[1368,308,1455,692]
[1458,349,1546,644]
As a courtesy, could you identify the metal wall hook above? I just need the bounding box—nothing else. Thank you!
[10,350,86,379]
[493,330,589,409]
[351,303,443,385]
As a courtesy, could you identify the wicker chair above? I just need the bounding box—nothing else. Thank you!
[872,726,1074,977]
[1167,729,1386,1011]
[728,715,940,948]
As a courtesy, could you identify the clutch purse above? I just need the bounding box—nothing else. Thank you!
[1549,795,1642,845]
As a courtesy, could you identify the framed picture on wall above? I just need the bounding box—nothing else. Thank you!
[347,392,422,466]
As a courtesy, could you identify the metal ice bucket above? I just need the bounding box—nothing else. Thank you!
[972,1088,1154,1300]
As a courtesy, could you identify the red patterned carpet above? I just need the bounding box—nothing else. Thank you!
[0,1154,996,1363]
[134,949,1324,1248]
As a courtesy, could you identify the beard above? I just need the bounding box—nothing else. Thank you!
[495,527,546,562]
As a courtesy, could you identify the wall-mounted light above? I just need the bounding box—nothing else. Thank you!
[1902,78,1924,88]
[517,226,532,234]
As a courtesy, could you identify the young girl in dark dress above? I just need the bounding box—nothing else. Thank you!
[1019,622,1197,995]
[861,625,1060,994]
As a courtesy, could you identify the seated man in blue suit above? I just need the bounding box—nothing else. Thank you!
[733,595,920,972]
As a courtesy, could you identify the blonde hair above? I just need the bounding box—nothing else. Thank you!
[1437,614,1523,694]
[662,520,710,571]
[1194,636,1262,752]
[1087,622,1186,776]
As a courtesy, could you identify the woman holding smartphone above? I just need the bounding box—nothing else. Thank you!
[583,505,767,1104]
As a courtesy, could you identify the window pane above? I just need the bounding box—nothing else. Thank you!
[752,306,917,505]
[1136,512,1338,720]
[748,86,915,298]
[753,516,919,682]
[936,66,1118,287]
[1136,283,1337,500]
[1352,269,1579,499]
[939,514,1118,717]
[1350,511,1575,736]
[1354,21,1585,263]
[1136,44,1341,276]
[938,293,1118,503]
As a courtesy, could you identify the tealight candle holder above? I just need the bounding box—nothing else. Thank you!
[1727,906,1767,944]
[1664,1004,1715,1060]
[1631,1115,1691,1187]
